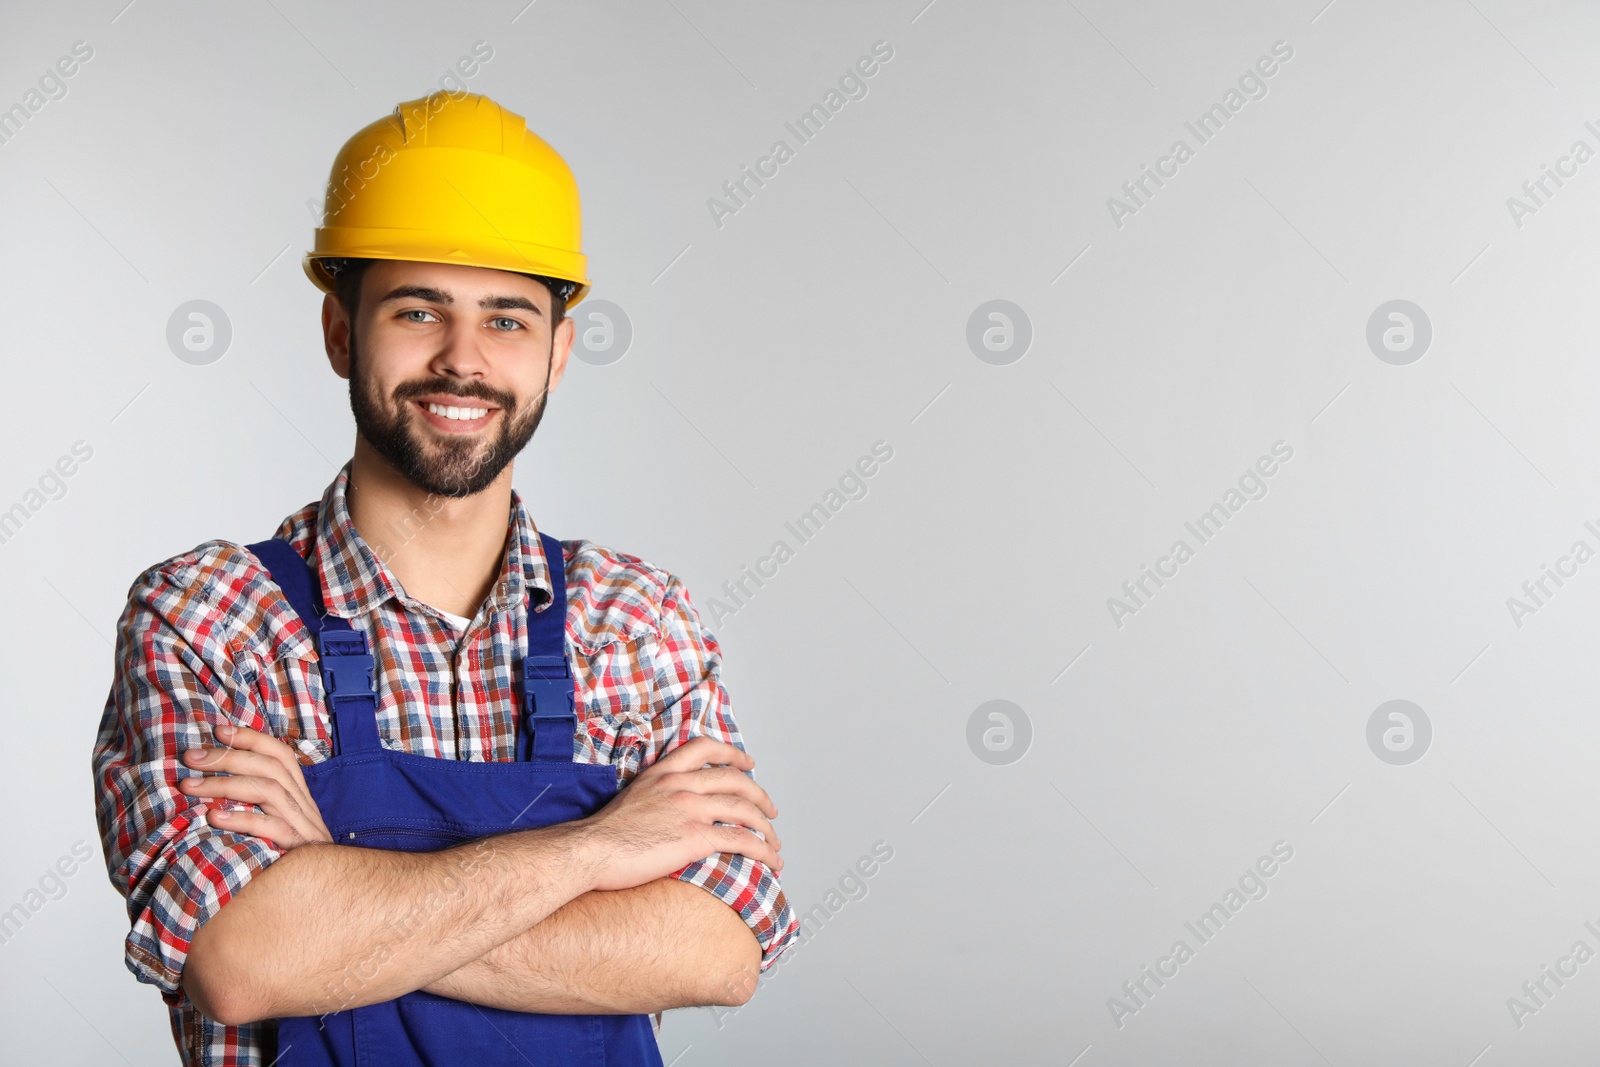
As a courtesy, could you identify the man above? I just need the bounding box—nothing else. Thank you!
[90,90,796,1066]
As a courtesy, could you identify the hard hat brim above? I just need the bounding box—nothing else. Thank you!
[303,245,589,310]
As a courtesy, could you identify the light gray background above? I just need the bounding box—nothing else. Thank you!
[4,0,1599,1063]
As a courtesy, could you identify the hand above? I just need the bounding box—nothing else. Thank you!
[577,736,783,892]
[177,723,333,849]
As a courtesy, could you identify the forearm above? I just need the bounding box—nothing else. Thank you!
[184,824,594,1024]
[423,877,761,1013]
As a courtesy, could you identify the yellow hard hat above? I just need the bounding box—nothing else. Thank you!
[304,91,590,308]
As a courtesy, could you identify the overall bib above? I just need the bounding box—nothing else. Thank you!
[245,533,663,1067]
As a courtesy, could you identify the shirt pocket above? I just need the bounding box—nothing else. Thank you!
[575,636,656,776]
[252,648,333,765]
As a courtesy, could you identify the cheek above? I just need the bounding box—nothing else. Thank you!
[359,358,423,410]
[353,363,394,407]
[511,363,553,408]
[361,321,435,379]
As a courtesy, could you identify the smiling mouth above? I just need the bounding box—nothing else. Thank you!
[413,399,498,432]
[422,401,490,420]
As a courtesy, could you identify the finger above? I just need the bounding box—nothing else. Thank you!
[698,764,776,817]
[204,805,306,848]
[704,822,783,871]
[666,765,776,818]
[651,789,763,869]
[178,773,299,814]
[214,723,314,793]
[180,774,323,845]
[691,794,782,852]
[181,747,297,790]
[649,737,754,776]
[658,791,783,866]
[180,747,331,842]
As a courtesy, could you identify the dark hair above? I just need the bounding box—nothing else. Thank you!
[324,257,572,326]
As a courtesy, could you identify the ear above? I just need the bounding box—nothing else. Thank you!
[323,293,352,379]
[546,312,575,394]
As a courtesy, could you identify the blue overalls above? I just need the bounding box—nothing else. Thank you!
[244,533,664,1067]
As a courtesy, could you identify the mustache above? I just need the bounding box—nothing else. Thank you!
[392,378,514,408]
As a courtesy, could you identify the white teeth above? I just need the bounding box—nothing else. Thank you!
[425,402,489,421]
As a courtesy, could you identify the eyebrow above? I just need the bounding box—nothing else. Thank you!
[376,285,545,317]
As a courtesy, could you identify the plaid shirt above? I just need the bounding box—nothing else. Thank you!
[91,462,796,1066]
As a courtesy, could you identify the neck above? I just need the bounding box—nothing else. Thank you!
[345,438,514,619]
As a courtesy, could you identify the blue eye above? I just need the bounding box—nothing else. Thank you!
[403,309,439,323]
[490,317,523,331]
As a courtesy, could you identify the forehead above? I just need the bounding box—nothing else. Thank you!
[363,260,552,313]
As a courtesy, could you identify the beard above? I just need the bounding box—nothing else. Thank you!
[347,326,550,498]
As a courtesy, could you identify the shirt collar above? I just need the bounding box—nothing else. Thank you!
[313,462,554,621]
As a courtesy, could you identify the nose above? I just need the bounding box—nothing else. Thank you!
[429,319,491,382]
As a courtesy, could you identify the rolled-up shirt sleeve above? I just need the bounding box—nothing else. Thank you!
[91,558,283,1005]
[648,576,798,971]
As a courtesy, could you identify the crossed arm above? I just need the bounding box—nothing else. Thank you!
[180,727,776,1024]
[424,877,759,1014]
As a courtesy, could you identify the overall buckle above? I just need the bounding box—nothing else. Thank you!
[522,653,575,759]
[318,631,376,698]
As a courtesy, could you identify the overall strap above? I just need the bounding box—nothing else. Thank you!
[246,538,382,757]
[519,532,577,762]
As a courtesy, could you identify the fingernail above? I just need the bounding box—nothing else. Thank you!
[217,724,235,738]
[212,809,229,819]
